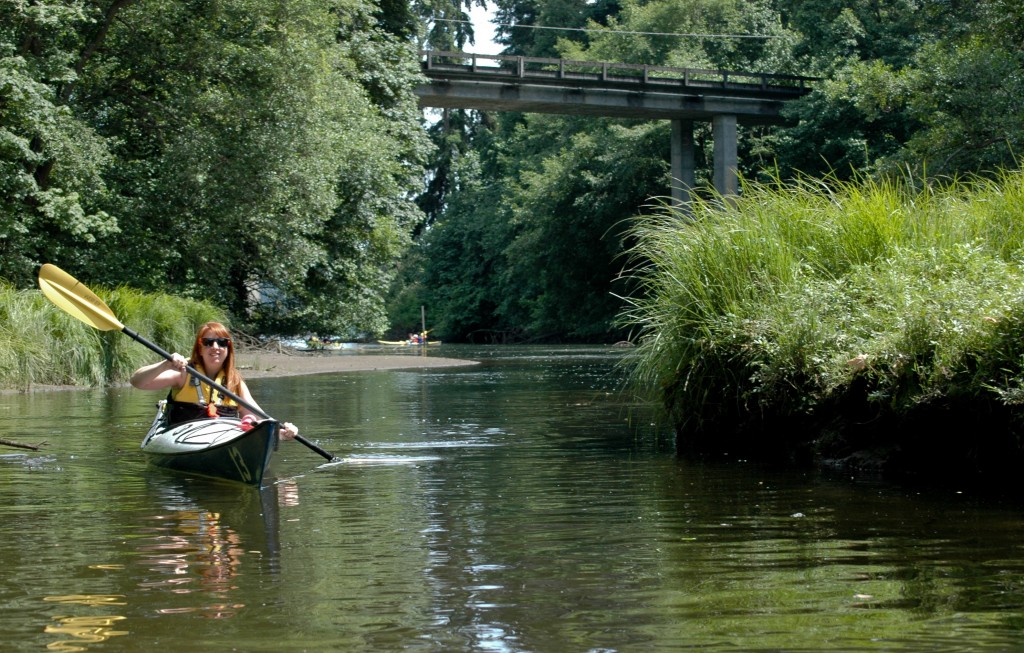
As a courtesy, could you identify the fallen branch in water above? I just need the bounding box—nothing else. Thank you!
[0,438,44,451]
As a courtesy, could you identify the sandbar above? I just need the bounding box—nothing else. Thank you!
[2,349,478,394]
[235,350,478,378]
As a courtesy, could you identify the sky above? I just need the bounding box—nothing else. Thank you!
[468,4,502,55]
[423,6,501,123]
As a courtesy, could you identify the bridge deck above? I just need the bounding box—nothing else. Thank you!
[420,51,815,102]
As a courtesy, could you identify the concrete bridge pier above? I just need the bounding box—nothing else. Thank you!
[670,120,695,210]
[670,114,739,212]
[712,114,738,198]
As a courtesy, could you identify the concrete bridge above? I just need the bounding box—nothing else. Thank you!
[415,50,816,206]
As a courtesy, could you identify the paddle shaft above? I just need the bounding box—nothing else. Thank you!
[123,326,335,461]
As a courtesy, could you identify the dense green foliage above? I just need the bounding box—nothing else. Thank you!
[622,171,1024,468]
[397,116,664,341]
[5,0,1022,347]
[2,0,430,336]
[401,0,1024,343]
[0,283,223,390]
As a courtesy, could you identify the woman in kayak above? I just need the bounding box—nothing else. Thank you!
[130,321,297,440]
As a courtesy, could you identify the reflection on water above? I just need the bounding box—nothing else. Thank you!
[42,595,127,651]
[4,345,1024,651]
[136,509,245,617]
[130,475,284,621]
[44,613,128,653]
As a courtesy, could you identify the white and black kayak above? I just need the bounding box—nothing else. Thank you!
[141,401,279,486]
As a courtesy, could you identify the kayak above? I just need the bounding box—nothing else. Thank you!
[376,340,442,346]
[140,401,279,486]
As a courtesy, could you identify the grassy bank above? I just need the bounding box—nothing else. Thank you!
[622,171,1024,474]
[0,282,226,390]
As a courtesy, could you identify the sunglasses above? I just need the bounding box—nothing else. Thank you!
[201,337,231,348]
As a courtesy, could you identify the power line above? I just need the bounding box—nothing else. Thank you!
[432,17,783,40]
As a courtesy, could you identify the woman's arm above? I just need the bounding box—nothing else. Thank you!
[130,353,188,390]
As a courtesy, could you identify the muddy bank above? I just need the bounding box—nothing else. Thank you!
[235,350,478,378]
[4,350,479,394]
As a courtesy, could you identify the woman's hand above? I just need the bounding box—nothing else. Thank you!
[169,353,187,371]
[280,422,298,441]
[240,414,297,440]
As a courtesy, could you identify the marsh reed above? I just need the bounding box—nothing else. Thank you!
[0,282,225,390]
[621,171,1024,462]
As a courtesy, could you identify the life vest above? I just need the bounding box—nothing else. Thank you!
[165,363,239,424]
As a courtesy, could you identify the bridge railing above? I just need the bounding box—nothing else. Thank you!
[420,50,816,97]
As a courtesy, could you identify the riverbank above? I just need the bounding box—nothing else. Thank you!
[4,349,478,393]
[623,171,1024,477]
[2,280,480,392]
[235,350,478,378]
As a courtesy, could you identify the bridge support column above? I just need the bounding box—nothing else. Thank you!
[670,119,695,213]
[712,114,738,198]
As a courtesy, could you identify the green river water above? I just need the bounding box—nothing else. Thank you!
[2,345,1024,652]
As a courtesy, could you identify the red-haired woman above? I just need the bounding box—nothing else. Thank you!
[130,321,297,440]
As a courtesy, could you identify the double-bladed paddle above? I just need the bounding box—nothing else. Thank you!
[37,263,335,461]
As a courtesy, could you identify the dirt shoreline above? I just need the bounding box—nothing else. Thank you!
[4,349,479,394]
[235,350,479,378]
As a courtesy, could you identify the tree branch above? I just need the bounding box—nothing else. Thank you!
[59,0,138,103]
[0,438,45,452]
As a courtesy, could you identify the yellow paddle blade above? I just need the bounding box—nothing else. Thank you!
[37,264,124,332]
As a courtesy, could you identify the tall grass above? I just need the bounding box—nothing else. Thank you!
[0,281,226,390]
[621,170,1024,453]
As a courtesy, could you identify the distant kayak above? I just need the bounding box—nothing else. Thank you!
[293,338,359,351]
